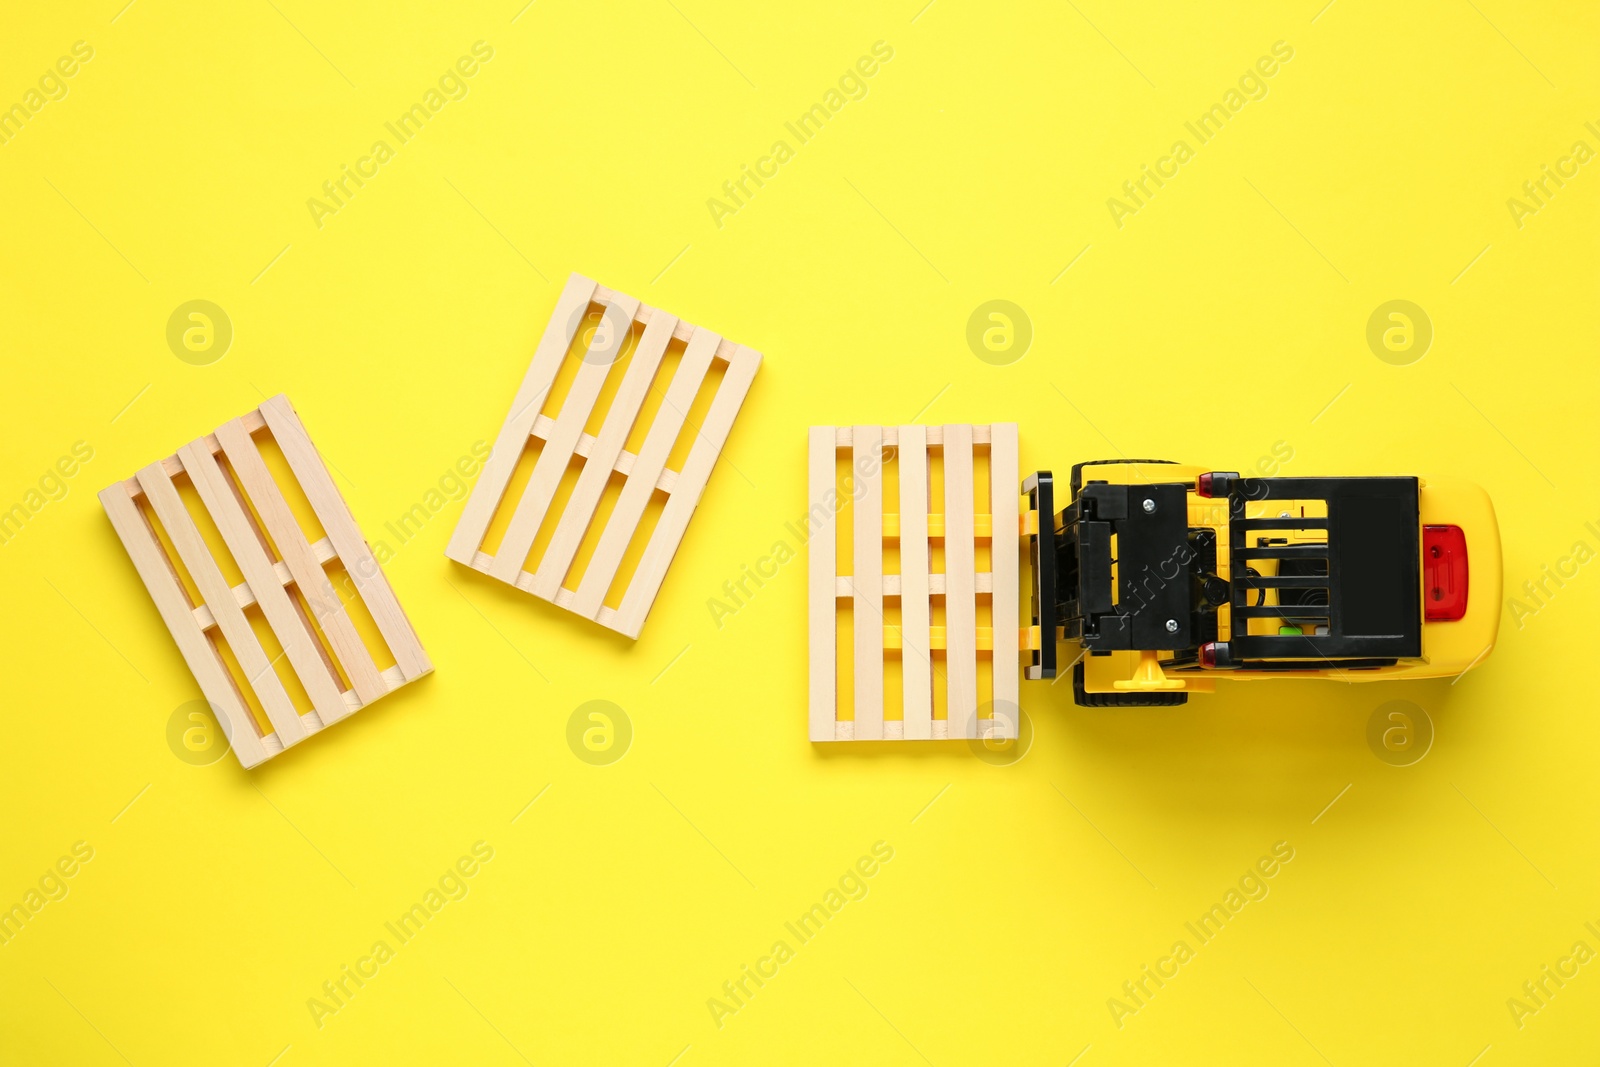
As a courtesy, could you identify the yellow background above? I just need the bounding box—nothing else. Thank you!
[2,0,1598,1063]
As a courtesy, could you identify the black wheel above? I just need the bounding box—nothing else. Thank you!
[1073,662,1188,707]
[1069,458,1179,497]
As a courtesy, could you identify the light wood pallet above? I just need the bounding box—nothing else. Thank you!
[809,423,1025,742]
[446,272,761,639]
[98,395,431,769]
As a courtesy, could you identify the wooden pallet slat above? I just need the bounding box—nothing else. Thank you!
[449,274,761,638]
[851,425,885,741]
[837,571,1006,597]
[943,424,978,740]
[807,426,837,743]
[884,624,1034,650]
[833,425,997,448]
[898,425,932,740]
[808,422,1025,743]
[99,396,430,768]
[989,423,1020,740]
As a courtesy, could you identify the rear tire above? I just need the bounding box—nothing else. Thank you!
[1070,458,1179,497]
[1073,662,1188,707]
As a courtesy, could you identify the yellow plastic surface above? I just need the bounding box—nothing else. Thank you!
[2,3,1596,1064]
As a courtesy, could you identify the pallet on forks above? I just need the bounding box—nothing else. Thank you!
[807,423,1035,742]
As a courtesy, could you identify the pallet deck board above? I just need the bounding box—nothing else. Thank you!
[898,425,932,740]
[806,427,837,744]
[851,425,885,741]
[989,423,1021,736]
[943,424,979,741]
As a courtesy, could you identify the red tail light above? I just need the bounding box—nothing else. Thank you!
[1423,525,1469,621]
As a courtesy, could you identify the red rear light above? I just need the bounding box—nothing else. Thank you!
[1199,641,1217,668]
[1423,525,1469,621]
[1196,473,1216,498]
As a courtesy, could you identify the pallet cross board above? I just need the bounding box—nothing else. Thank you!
[808,423,1023,742]
[446,272,761,639]
[98,395,432,769]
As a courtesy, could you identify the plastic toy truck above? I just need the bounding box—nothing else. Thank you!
[1024,460,1501,705]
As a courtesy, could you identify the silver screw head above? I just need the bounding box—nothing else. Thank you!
[1165,618,1179,633]
[1142,498,1156,514]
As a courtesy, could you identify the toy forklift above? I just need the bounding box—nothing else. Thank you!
[1024,460,1500,705]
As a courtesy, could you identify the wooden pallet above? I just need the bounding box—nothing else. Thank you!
[98,395,431,769]
[446,273,761,639]
[808,424,1023,742]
